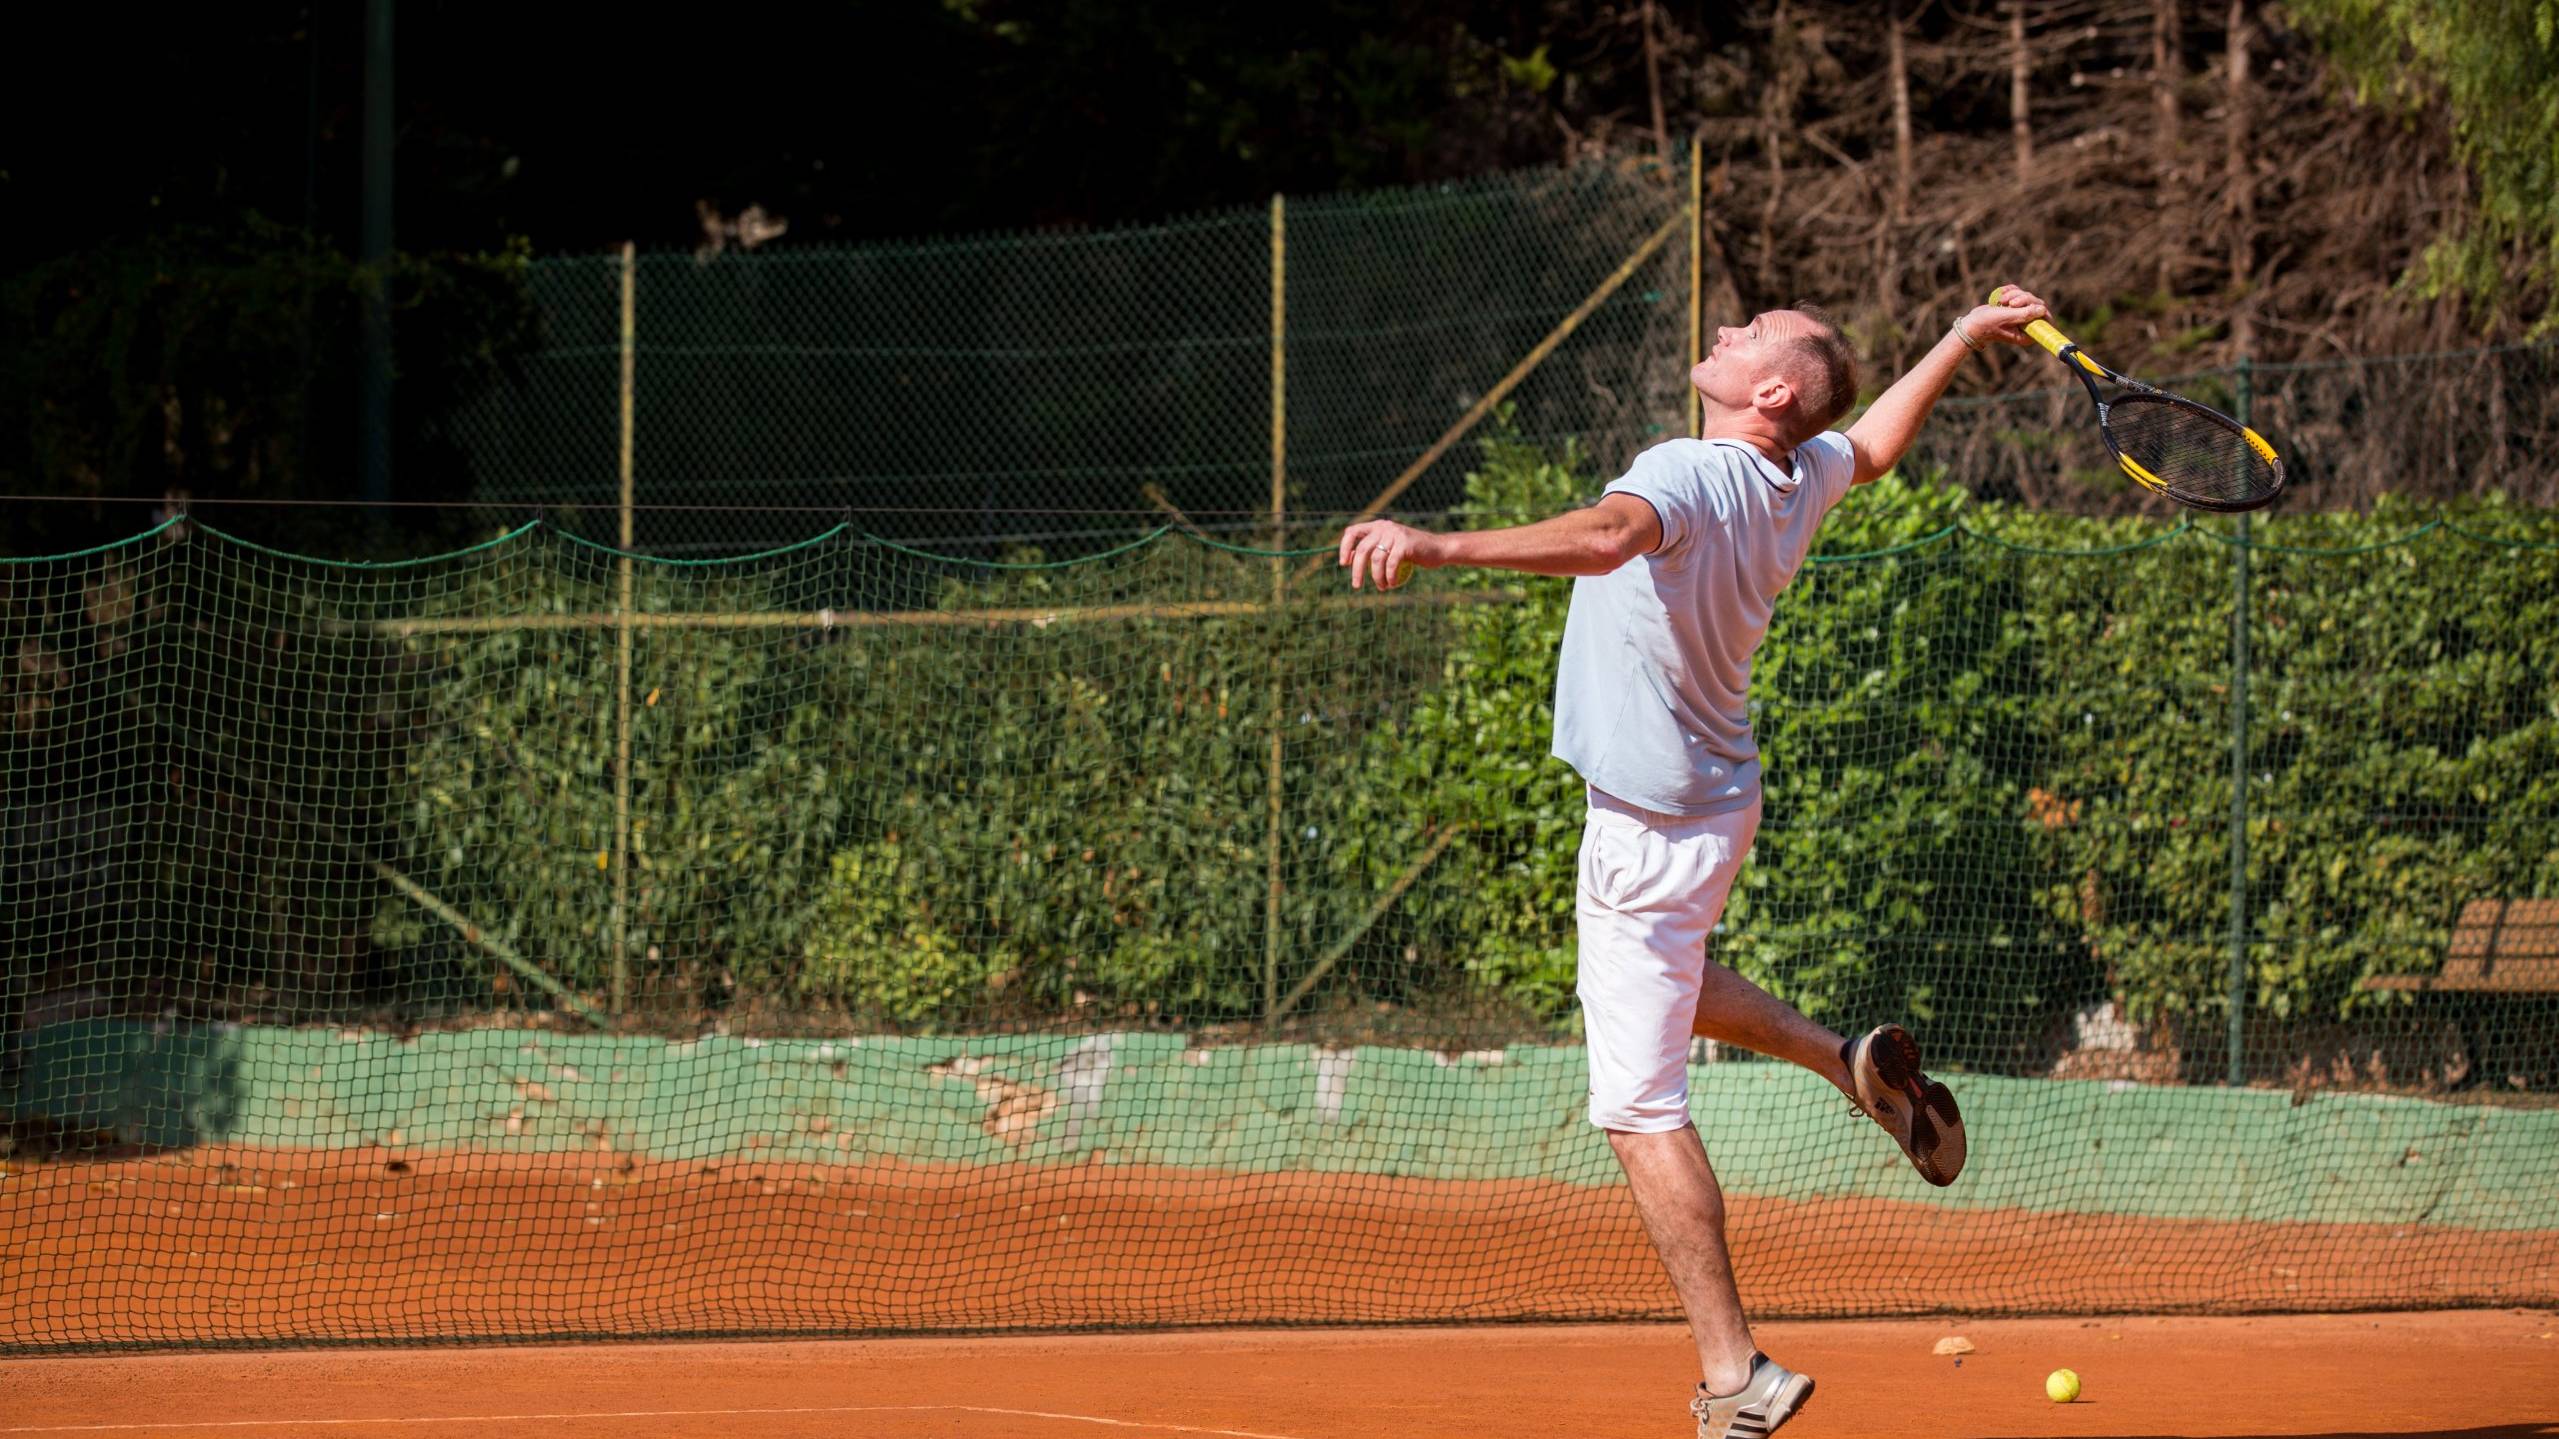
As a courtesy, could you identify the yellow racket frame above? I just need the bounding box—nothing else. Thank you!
[1987,287,2281,501]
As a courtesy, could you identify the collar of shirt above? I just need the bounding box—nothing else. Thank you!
[1699,436,1801,489]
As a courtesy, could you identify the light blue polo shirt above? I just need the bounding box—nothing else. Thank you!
[1550,433,1858,816]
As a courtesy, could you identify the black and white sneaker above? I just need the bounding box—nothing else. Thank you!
[1691,1353,1815,1439]
[1847,1023,1967,1186]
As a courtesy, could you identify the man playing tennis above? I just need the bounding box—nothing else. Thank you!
[1336,287,2050,1438]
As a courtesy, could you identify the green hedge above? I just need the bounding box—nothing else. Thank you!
[1353,447,2084,1056]
[21,441,2533,1049]
[358,448,2558,1045]
[374,530,1456,1029]
[1329,447,2559,1056]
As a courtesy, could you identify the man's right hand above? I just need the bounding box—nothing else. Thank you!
[1970,287,2050,346]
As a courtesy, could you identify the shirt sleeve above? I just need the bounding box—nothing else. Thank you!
[1797,431,1858,514]
[1601,443,1697,556]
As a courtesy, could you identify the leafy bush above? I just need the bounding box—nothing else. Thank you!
[1731,477,2077,1066]
[797,841,985,1023]
[1361,434,1593,1023]
[1341,444,2559,1061]
[2016,499,2559,1028]
[13,436,2546,1054]
[379,540,865,1011]
[337,461,2559,1048]
[813,537,1450,1027]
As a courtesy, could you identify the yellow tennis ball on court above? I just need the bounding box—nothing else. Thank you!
[2045,1369,2081,1404]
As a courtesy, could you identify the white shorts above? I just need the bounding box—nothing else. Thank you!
[1576,783,1761,1132]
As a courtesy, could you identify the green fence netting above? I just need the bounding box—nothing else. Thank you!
[441,162,2559,565]
[455,167,1689,557]
[3,480,2554,1351]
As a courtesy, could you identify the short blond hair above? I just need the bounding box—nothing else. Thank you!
[1774,303,1857,448]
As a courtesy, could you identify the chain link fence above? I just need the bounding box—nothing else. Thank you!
[7,494,2556,1349]
[1900,340,2559,511]
[458,165,1691,557]
[454,159,2559,557]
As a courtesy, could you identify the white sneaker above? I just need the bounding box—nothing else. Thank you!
[1691,1353,1815,1439]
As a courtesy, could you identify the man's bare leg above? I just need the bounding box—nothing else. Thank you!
[1689,957,1853,1098]
[1691,957,1969,1186]
[1610,1124,1757,1396]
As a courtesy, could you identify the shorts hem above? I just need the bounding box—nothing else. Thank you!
[1587,1107,1693,1134]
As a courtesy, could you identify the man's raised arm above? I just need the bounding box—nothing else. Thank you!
[1845,288,2050,485]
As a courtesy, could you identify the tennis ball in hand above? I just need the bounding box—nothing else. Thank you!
[2045,1369,2082,1404]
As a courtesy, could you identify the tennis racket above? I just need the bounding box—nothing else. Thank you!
[1989,286,2284,512]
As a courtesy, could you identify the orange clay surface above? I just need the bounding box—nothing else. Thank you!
[5,1147,2555,1349]
[7,1312,2558,1438]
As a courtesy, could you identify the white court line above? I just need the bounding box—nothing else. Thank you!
[2,1406,1306,1439]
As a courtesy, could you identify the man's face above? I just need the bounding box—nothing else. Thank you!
[1690,309,1819,413]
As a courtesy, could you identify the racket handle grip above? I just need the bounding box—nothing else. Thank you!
[1986,287,2077,361]
[2020,319,2074,358]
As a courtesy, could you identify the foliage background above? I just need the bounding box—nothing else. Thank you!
[11,438,2549,1096]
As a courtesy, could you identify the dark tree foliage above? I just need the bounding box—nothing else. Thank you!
[2,2,1681,265]
[0,225,536,554]
[2,2,2549,531]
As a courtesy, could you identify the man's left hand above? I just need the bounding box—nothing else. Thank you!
[1337,519,1448,590]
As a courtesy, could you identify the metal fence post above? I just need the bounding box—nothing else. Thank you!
[1687,133,1703,439]
[2226,356,2253,1086]
[1264,194,1288,1025]
[612,243,637,1019]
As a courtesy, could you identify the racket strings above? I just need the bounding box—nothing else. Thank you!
[2105,396,2281,507]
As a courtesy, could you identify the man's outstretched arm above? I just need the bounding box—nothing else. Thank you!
[1845,288,2050,485]
[1336,493,1661,590]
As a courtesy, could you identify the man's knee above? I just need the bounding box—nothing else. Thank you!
[1605,1125,1729,1220]
[1605,1120,1707,1177]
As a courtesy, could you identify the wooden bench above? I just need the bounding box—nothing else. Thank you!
[2363,898,2559,994]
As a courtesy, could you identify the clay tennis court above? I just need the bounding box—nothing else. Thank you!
[6,1312,2556,1438]
[7,1146,2558,1437]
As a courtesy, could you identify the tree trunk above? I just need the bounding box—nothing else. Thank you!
[1890,6,1914,222]
[2226,0,2254,353]
[2009,0,2033,187]
[2153,0,2183,293]
[2154,0,2183,168]
[1885,4,1914,356]
[1758,0,1792,287]
[1642,0,1673,172]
